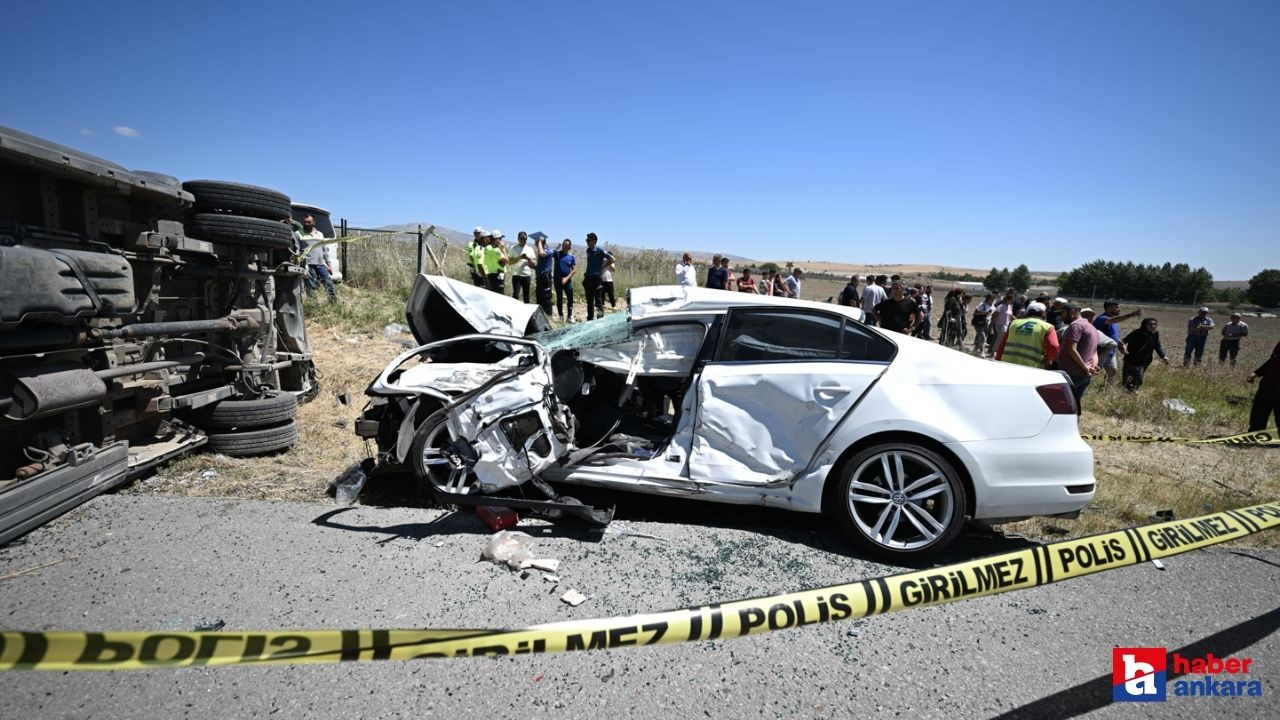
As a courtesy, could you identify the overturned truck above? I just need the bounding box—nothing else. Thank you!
[0,126,316,543]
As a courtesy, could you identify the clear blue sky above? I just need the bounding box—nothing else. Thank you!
[8,0,1278,279]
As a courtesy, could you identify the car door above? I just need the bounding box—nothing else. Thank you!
[688,308,895,485]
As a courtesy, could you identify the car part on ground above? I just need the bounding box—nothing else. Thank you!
[0,126,317,544]
[355,275,1095,556]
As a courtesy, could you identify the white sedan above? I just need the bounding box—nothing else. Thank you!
[355,276,1095,557]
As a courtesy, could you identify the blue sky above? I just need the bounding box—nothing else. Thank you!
[8,0,1278,279]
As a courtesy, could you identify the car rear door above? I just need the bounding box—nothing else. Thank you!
[688,308,895,485]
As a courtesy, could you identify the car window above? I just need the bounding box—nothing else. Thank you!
[719,310,842,362]
[840,321,896,362]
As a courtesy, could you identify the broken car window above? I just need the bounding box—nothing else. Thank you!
[531,312,630,354]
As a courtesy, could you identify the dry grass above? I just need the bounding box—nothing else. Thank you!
[124,324,405,501]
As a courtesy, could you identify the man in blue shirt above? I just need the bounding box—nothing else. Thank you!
[553,239,577,322]
[705,253,728,290]
[1092,300,1142,386]
[534,233,555,315]
[580,232,614,321]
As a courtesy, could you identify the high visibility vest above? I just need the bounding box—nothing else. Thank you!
[1001,317,1053,368]
[468,242,485,272]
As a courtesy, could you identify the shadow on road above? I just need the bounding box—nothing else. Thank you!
[310,507,605,545]
[992,605,1280,719]
[328,472,1042,567]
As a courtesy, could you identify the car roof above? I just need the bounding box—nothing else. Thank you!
[630,285,865,322]
[291,202,331,215]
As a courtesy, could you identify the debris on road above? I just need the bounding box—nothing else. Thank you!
[482,531,535,569]
[560,589,588,606]
[476,505,519,531]
[604,526,669,542]
[521,558,560,573]
[333,465,367,506]
[1162,398,1196,415]
[542,574,560,583]
[382,323,411,338]
[0,556,76,583]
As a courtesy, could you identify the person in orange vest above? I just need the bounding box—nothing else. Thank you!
[995,301,1059,369]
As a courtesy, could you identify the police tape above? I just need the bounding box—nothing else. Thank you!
[1081,427,1277,445]
[2,501,1278,671]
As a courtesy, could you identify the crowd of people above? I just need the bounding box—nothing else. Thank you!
[466,228,617,323]
[454,243,1278,428]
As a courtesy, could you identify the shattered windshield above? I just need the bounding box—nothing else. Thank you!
[530,312,631,353]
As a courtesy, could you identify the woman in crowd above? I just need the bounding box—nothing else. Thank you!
[772,272,788,297]
[1120,317,1169,391]
[939,288,966,348]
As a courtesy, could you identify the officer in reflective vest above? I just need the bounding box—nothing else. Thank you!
[995,301,1059,369]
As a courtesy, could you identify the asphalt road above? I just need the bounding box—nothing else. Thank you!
[1,493,1276,719]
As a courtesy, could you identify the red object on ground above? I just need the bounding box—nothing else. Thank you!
[476,505,519,531]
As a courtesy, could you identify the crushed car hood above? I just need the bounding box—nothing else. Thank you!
[406,274,550,345]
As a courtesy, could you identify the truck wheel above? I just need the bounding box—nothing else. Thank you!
[192,393,298,430]
[183,180,291,221]
[205,421,299,457]
[188,213,293,249]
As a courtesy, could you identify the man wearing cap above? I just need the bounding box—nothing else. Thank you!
[483,230,508,293]
[1219,312,1250,367]
[1058,303,1100,410]
[468,228,488,287]
[580,232,613,321]
[1046,297,1069,331]
[1183,307,1215,366]
[1092,300,1142,386]
[995,301,1058,369]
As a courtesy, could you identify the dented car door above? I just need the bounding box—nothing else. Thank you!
[688,308,893,485]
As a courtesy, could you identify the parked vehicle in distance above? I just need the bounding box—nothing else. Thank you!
[0,126,317,544]
[355,276,1096,557]
[290,203,342,283]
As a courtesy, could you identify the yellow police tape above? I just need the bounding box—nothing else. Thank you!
[1081,427,1277,445]
[2,501,1277,671]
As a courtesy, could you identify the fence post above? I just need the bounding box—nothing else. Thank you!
[339,218,349,281]
[417,225,424,275]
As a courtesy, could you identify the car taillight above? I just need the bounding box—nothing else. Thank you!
[1036,383,1077,414]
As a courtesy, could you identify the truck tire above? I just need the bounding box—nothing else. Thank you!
[183,180,291,221]
[194,393,298,430]
[188,213,293,249]
[205,421,299,457]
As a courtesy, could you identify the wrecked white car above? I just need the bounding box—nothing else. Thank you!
[356,275,1095,557]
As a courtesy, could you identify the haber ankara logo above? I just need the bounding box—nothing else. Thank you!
[1113,647,1166,702]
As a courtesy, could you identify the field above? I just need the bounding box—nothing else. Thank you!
[124,234,1280,549]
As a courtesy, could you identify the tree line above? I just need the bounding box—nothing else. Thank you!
[980,259,1278,309]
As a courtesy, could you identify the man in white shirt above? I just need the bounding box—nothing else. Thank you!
[675,252,697,286]
[296,215,335,301]
[861,274,886,324]
[510,231,537,303]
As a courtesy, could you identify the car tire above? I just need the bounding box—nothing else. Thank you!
[830,442,967,558]
[408,409,480,501]
[188,213,293,249]
[192,393,298,430]
[205,421,299,457]
[182,180,291,221]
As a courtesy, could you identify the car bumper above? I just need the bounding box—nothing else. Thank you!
[946,416,1096,520]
